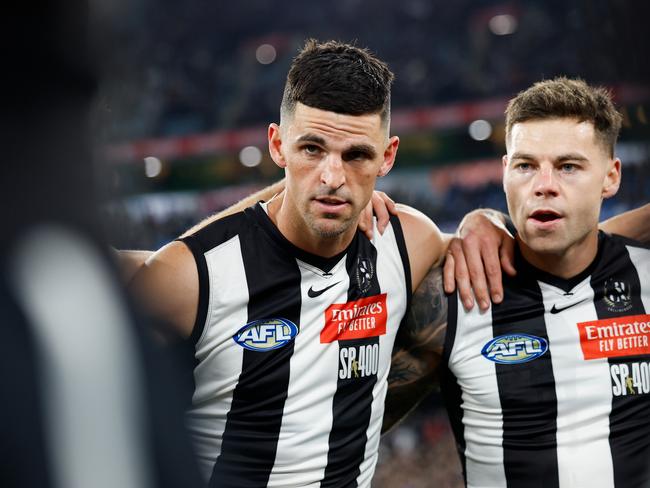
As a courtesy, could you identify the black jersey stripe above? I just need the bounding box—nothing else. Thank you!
[591,237,649,488]
[208,231,302,488]
[390,214,412,301]
[179,235,211,346]
[491,272,559,488]
[440,291,467,484]
[321,234,380,488]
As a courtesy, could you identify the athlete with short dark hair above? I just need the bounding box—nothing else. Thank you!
[128,40,513,487]
[384,77,650,488]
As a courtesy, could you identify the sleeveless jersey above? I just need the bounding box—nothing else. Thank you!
[180,202,411,488]
[443,232,650,488]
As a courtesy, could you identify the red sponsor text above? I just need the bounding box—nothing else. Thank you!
[320,294,388,343]
[577,314,650,359]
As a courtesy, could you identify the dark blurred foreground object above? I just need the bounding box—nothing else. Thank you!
[0,2,202,487]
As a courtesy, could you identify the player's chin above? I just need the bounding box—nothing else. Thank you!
[525,235,567,255]
[313,216,354,238]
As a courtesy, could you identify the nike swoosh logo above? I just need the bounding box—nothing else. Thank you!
[550,302,581,314]
[307,281,341,298]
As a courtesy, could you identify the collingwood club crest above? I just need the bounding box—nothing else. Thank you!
[603,278,632,313]
[356,257,374,293]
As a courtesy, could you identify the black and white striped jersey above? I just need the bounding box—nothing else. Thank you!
[180,202,411,488]
[442,232,650,488]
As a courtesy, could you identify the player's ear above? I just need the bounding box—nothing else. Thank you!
[378,136,399,177]
[602,158,621,199]
[268,123,286,169]
[501,155,509,193]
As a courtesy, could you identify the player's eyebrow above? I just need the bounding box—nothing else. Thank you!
[510,152,536,161]
[510,152,589,163]
[555,153,588,163]
[343,143,377,160]
[296,134,327,146]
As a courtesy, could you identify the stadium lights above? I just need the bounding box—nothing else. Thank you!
[256,44,277,65]
[468,120,493,141]
[239,146,263,167]
[489,14,518,36]
[144,156,163,178]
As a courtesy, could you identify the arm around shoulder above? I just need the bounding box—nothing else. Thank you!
[128,240,199,339]
[600,204,650,245]
[114,249,154,284]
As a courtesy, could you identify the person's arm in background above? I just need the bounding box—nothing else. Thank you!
[115,250,155,283]
[115,180,397,281]
[179,179,287,238]
[600,203,650,244]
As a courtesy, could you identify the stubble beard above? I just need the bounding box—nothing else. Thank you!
[306,211,356,239]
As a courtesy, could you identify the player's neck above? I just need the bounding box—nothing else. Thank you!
[267,194,356,258]
[518,229,600,280]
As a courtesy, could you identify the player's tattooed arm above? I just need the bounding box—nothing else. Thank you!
[383,266,448,434]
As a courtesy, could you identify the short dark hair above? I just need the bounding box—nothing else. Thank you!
[281,39,394,126]
[505,77,623,156]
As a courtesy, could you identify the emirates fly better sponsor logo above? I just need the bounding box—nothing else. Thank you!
[577,314,650,359]
[320,294,387,343]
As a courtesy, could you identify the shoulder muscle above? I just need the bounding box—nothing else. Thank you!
[129,240,198,338]
[396,204,449,291]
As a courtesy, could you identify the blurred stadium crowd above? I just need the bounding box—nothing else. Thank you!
[100,0,646,140]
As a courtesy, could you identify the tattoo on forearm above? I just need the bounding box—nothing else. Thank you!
[383,266,449,434]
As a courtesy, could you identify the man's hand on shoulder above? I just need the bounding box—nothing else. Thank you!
[443,209,517,311]
[358,190,397,240]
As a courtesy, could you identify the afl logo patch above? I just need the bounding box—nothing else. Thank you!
[233,318,298,352]
[481,334,548,364]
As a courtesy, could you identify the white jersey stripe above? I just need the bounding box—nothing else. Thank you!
[189,236,248,479]
[539,280,615,488]
[448,296,507,488]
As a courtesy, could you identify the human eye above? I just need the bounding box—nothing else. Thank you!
[513,160,532,171]
[343,150,371,162]
[302,144,322,156]
[560,162,578,173]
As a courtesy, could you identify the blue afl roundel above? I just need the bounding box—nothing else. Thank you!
[233,318,299,352]
[481,333,548,364]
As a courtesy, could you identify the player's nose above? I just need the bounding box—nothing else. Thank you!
[320,155,345,189]
[533,165,559,197]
